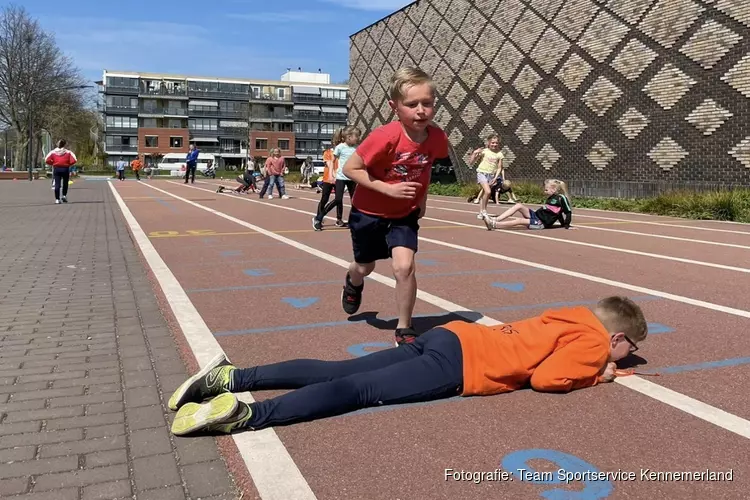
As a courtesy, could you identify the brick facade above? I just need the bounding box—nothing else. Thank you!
[348,0,750,197]
[249,131,296,159]
[137,128,189,160]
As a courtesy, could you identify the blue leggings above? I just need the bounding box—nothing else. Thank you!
[233,327,464,429]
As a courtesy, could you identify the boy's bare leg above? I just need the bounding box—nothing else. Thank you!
[348,261,376,287]
[391,247,417,329]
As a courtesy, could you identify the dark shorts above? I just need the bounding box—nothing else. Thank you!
[348,206,420,264]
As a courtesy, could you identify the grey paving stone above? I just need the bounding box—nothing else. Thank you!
[0,182,238,500]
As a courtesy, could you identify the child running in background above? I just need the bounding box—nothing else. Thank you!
[313,126,361,230]
[166,296,647,435]
[483,179,572,230]
[216,163,256,194]
[314,138,338,223]
[340,67,449,346]
[468,134,504,219]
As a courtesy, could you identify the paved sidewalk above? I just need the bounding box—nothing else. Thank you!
[0,180,240,500]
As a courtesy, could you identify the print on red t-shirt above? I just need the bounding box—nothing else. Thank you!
[352,121,449,219]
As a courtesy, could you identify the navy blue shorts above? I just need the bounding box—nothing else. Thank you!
[348,206,420,264]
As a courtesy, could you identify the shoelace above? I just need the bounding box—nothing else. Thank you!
[615,369,660,377]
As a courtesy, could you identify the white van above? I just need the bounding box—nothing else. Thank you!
[158,152,216,176]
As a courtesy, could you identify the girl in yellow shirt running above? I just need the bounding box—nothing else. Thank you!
[468,134,504,219]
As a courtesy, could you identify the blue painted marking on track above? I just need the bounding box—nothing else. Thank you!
[347,342,393,358]
[416,259,437,266]
[647,322,673,334]
[212,296,662,336]
[150,196,178,214]
[186,269,540,294]
[187,280,341,293]
[642,356,750,375]
[501,449,614,499]
[220,250,242,257]
[243,269,273,277]
[492,282,525,292]
[282,297,320,309]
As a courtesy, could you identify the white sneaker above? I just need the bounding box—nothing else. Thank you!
[55,199,61,204]
[267,195,274,199]
[477,211,487,219]
[281,195,290,200]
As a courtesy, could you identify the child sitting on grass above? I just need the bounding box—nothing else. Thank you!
[167,296,646,435]
[483,178,572,230]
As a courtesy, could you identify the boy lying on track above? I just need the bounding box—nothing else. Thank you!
[167,296,647,435]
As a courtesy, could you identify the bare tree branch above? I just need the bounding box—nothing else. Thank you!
[0,4,89,169]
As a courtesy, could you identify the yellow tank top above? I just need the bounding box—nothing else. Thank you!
[477,148,504,174]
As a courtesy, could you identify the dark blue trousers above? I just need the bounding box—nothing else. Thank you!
[233,327,464,429]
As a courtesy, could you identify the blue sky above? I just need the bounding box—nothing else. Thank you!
[22,0,414,85]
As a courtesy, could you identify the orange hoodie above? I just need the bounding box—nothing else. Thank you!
[443,306,611,396]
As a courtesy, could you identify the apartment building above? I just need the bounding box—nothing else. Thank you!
[98,69,349,169]
[283,70,349,160]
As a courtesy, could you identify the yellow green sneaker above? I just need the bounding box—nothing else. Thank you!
[171,393,253,436]
[168,353,236,411]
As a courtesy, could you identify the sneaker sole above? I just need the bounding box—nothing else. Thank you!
[171,393,238,436]
[168,352,229,411]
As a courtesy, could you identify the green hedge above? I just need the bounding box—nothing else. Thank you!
[428,182,750,223]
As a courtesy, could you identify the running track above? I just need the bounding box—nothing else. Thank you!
[109,178,749,500]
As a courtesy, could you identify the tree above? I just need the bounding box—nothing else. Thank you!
[0,4,87,171]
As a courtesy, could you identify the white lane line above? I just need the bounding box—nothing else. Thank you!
[191,181,750,318]
[107,182,319,500]
[419,194,750,235]
[282,190,750,275]
[380,195,750,251]
[152,181,750,440]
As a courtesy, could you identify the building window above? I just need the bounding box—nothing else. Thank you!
[255,138,268,150]
[277,88,286,100]
[188,118,218,131]
[170,137,183,148]
[277,139,290,151]
[145,136,158,147]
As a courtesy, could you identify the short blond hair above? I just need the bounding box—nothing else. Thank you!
[389,67,435,102]
[593,296,648,343]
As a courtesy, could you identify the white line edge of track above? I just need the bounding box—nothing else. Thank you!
[153,180,750,441]
[422,195,750,235]
[281,188,750,276]
[107,182,319,500]
[397,197,750,251]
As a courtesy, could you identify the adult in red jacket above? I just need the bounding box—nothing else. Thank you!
[45,140,78,204]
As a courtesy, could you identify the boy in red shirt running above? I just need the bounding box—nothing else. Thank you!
[340,67,449,346]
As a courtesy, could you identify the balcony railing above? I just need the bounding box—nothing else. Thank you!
[249,93,291,102]
[188,89,250,100]
[188,108,248,118]
[292,94,348,105]
[139,87,188,97]
[218,127,248,137]
[164,107,189,116]
[105,104,138,114]
[104,126,139,135]
[249,111,294,120]
[105,85,139,95]
[294,131,320,140]
[105,144,138,152]
[293,111,348,121]
[188,129,220,137]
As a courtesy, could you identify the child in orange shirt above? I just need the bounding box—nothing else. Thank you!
[341,67,450,346]
[167,296,647,436]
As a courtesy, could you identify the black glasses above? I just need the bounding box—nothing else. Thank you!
[624,335,639,353]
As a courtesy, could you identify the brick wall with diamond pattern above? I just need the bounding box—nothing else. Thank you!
[347,0,750,197]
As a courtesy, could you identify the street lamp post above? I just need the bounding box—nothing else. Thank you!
[26,84,93,181]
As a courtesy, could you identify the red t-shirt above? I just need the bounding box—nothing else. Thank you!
[352,121,449,219]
